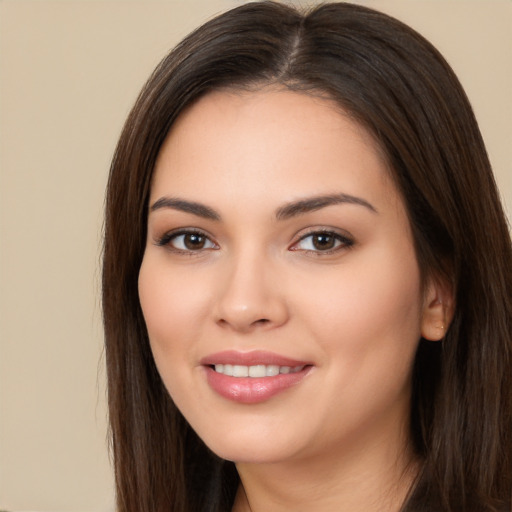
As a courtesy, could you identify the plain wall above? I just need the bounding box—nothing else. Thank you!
[0,1,510,510]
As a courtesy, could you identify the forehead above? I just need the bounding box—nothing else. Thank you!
[151,88,397,214]
[159,88,382,159]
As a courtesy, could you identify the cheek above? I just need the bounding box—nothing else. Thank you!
[296,256,423,436]
[297,246,423,373]
[137,256,210,364]
[323,272,421,339]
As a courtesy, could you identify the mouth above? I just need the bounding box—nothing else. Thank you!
[210,363,306,378]
[200,351,313,404]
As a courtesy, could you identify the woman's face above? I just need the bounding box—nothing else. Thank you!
[139,89,436,465]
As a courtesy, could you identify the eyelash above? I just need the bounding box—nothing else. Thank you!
[290,229,354,255]
[155,228,354,255]
[155,229,218,254]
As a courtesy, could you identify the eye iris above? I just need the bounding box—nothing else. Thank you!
[313,234,335,250]
[184,233,206,250]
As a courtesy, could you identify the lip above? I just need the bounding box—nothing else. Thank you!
[200,350,310,367]
[200,350,313,404]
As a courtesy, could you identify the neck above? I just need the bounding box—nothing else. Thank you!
[232,426,419,512]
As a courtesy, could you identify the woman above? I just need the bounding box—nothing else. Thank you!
[103,2,512,511]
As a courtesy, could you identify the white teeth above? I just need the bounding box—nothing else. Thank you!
[232,365,249,377]
[213,364,304,377]
[266,365,279,376]
[248,365,266,378]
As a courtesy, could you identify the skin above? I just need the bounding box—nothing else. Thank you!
[138,89,448,511]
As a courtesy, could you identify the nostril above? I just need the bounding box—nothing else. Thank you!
[253,318,270,325]
[216,316,272,332]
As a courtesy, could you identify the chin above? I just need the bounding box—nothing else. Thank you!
[213,445,296,465]
[195,424,305,465]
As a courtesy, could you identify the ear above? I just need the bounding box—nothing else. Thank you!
[421,277,454,341]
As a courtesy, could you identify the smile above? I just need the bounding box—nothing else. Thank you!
[213,364,305,378]
[200,351,313,404]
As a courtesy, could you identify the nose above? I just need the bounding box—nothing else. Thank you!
[213,251,289,333]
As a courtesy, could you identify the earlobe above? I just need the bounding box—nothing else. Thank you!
[421,278,454,341]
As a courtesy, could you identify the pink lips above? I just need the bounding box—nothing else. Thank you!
[200,350,312,404]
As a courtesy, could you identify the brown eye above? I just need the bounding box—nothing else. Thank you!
[160,231,217,252]
[311,233,336,250]
[183,233,207,250]
[291,230,354,253]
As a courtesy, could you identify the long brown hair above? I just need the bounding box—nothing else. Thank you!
[103,3,512,511]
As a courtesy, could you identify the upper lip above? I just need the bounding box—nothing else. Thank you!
[200,350,312,367]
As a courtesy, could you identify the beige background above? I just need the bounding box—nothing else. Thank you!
[0,1,510,510]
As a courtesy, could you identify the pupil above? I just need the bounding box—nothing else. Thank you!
[313,234,334,250]
[184,234,205,250]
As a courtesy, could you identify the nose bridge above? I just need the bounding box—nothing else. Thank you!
[215,243,287,331]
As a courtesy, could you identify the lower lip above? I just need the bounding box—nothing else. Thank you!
[204,366,311,404]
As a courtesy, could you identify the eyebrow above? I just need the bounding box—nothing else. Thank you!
[149,192,377,221]
[275,193,377,220]
[150,197,221,220]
